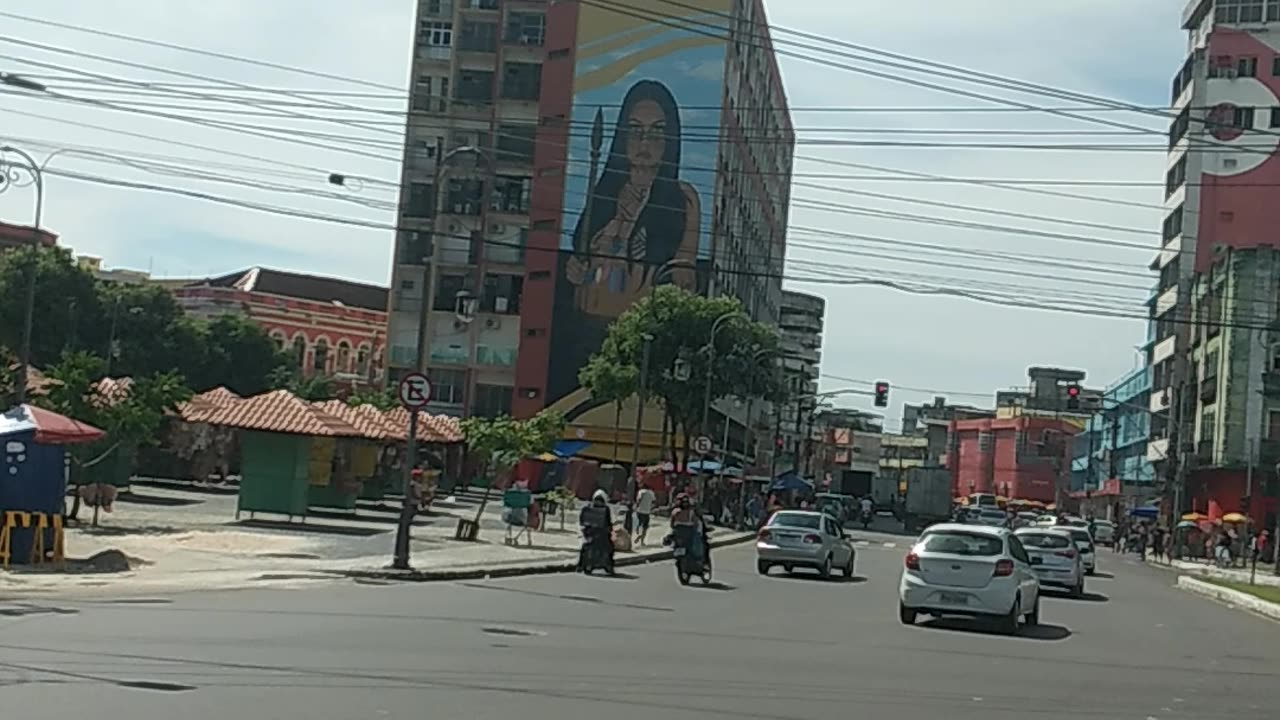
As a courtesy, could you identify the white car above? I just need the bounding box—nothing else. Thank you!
[1015,527,1084,597]
[899,523,1041,634]
[1091,520,1116,547]
[1063,527,1097,575]
[756,510,856,578]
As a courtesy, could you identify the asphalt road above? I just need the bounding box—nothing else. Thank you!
[2,536,1278,719]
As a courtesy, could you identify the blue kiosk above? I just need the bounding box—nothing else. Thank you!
[0,404,104,565]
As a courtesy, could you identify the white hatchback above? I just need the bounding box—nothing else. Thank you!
[899,524,1041,634]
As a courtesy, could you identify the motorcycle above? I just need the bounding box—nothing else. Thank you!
[860,508,873,529]
[669,525,712,585]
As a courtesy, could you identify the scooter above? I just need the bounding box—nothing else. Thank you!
[579,526,615,575]
[670,525,712,585]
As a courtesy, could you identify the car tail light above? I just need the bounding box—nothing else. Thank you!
[803,534,821,544]
[905,552,920,570]
[757,529,771,542]
[1056,548,1077,559]
[993,559,1014,577]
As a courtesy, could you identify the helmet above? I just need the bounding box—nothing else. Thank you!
[592,489,608,504]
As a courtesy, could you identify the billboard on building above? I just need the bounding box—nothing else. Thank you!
[547,0,727,418]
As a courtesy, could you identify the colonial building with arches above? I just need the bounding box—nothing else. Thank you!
[173,267,387,387]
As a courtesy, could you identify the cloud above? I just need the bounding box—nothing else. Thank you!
[0,0,1183,423]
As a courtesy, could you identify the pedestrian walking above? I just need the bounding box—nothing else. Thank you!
[633,485,656,546]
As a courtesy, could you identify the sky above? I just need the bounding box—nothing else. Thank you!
[0,1,1188,429]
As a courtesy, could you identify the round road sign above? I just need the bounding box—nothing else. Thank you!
[397,372,432,409]
[693,435,713,455]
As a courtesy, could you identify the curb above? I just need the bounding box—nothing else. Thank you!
[1177,575,1280,622]
[334,530,755,584]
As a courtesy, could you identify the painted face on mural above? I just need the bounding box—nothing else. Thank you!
[625,99,667,176]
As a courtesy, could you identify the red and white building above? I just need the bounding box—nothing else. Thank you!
[173,267,387,386]
[1146,1,1280,525]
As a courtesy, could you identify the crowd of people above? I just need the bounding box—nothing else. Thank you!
[1113,516,1272,568]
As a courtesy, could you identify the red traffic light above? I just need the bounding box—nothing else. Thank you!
[1066,385,1080,397]
[875,382,889,393]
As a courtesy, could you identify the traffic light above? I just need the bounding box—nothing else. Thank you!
[874,381,890,408]
[1066,384,1081,410]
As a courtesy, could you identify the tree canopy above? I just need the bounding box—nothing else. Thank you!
[0,246,290,395]
[581,285,786,464]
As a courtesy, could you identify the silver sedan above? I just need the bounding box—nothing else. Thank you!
[756,510,856,578]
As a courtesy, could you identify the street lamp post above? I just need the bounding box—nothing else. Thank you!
[0,74,50,404]
[699,311,740,458]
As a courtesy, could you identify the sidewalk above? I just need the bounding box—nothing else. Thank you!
[1168,558,1280,588]
[0,482,752,597]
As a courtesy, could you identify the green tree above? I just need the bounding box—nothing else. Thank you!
[578,354,639,460]
[460,410,565,531]
[267,366,337,401]
[0,247,107,367]
[187,314,290,395]
[346,386,398,411]
[36,351,192,523]
[584,285,785,469]
[99,282,200,378]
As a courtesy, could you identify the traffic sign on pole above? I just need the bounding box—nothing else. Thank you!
[693,435,713,455]
[397,372,432,409]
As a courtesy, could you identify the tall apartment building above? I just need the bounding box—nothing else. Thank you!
[775,290,824,471]
[1146,0,1280,525]
[387,0,794,460]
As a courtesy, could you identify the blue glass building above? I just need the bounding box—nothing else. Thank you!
[1071,366,1155,490]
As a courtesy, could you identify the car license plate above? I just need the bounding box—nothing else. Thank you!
[674,548,686,557]
[939,592,967,604]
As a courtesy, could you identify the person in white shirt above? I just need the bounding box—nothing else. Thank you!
[634,486,657,545]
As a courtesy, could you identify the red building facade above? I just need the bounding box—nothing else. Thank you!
[948,416,1079,504]
[172,268,386,386]
[0,220,57,251]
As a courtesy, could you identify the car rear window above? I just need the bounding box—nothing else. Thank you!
[769,512,820,529]
[921,532,1004,556]
[1018,533,1071,549]
[1068,529,1093,544]
[980,510,1006,520]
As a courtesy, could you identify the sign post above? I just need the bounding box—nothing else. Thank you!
[393,372,431,569]
[693,435,713,500]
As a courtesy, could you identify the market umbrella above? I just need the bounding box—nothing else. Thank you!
[1222,512,1249,524]
[1176,520,1198,529]
[1181,512,1209,522]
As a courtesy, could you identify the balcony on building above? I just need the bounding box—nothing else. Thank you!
[453,69,494,115]
[503,10,546,62]
[494,123,537,170]
[444,178,485,217]
[457,19,498,65]
[489,175,532,218]
[397,230,431,267]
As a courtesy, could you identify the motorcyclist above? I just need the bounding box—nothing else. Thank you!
[578,489,614,572]
[859,495,874,525]
[670,494,711,572]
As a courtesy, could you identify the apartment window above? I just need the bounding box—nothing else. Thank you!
[1233,105,1256,128]
[445,178,484,216]
[496,123,537,163]
[490,175,532,214]
[1238,56,1259,78]
[335,341,352,374]
[1271,107,1280,128]
[426,0,454,15]
[459,20,497,52]
[1209,55,1235,79]
[291,337,306,367]
[402,181,434,218]
[356,344,371,375]
[435,274,469,311]
[455,70,494,103]
[312,339,329,374]
[398,231,430,265]
[501,62,542,101]
[505,12,546,46]
[1271,0,1280,21]
[1165,155,1187,196]
[1168,107,1190,148]
[473,383,513,418]
[417,21,452,47]
[427,369,466,404]
[481,273,523,314]
[1162,204,1184,242]
[1216,0,1265,23]
[475,346,517,367]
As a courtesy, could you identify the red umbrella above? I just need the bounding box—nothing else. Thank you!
[0,404,105,445]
